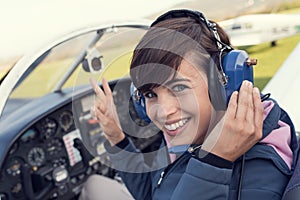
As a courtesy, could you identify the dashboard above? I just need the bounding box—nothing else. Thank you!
[0,78,162,200]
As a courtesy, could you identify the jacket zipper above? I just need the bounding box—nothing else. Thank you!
[156,152,190,188]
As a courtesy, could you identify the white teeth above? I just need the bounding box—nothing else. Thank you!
[165,119,188,131]
[179,120,184,126]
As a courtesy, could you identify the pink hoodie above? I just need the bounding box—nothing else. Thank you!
[260,100,293,169]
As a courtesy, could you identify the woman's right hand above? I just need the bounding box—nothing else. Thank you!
[89,77,125,146]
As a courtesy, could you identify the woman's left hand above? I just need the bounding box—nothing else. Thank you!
[202,80,264,162]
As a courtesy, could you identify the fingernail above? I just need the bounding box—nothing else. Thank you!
[243,80,249,86]
[248,81,253,87]
[243,80,253,88]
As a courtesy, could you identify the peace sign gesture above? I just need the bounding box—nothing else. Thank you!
[89,77,125,146]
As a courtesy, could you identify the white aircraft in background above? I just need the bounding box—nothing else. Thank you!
[219,13,300,47]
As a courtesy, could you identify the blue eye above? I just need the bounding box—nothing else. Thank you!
[173,84,188,92]
[144,91,156,99]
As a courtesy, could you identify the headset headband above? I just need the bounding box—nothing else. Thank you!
[151,9,232,86]
[151,9,232,51]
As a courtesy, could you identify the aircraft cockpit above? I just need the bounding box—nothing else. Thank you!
[0,21,162,200]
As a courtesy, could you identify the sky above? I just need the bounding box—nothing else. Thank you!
[0,0,290,61]
[0,0,188,59]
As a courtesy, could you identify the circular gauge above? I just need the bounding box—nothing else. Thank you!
[27,147,45,167]
[40,117,57,139]
[6,158,23,176]
[59,111,74,132]
[47,138,63,156]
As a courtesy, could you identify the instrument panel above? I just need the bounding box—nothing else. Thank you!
[0,79,162,200]
[0,104,79,199]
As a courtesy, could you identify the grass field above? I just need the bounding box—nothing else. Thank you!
[241,34,300,90]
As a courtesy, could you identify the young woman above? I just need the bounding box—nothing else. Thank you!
[87,9,298,200]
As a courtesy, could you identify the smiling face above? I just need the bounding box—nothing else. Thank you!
[143,59,213,146]
[129,17,229,146]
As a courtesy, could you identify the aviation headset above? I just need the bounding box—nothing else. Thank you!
[130,9,255,124]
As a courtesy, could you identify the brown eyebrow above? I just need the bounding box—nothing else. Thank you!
[140,78,190,93]
[164,78,190,86]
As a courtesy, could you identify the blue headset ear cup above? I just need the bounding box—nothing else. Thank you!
[222,50,254,103]
[208,50,254,110]
[129,83,151,125]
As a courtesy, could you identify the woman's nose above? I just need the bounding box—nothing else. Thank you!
[155,92,179,119]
